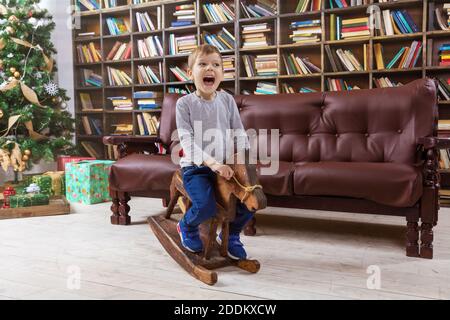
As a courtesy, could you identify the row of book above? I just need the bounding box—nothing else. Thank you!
[374,41,422,70]
[327,78,361,91]
[170,65,190,82]
[77,0,100,11]
[241,23,272,49]
[202,2,235,23]
[240,0,276,18]
[134,91,163,110]
[325,44,368,72]
[289,20,321,44]
[137,113,159,136]
[439,43,450,67]
[295,0,322,13]
[281,83,317,94]
[106,17,130,36]
[434,4,450,31]
[373,77,403,88]
[106,66,132,86]
[77,42,102,64]
[168,85,195,95]
[137,36,163,58]
[172,3,196,28]
[81,116,103,135]
[106,41,131,61]
[254,82,277,95]
[137,64,162,85]
[81,69,103,87]
[373,9,419,37]
[436,77,450,101]
[329,0,368,8]
[330,15,370,41]
[223,56,236,80]
[201,29,235,52]
[283,54,320,75]
[169,34,197,55]
[135,9,162,32]
[242,54,278,77]
[108,96,133,111]
[439,148,450,170]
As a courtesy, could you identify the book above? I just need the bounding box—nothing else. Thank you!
[81,141,101,158]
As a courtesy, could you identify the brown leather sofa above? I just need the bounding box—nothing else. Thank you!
[104,78,446,259]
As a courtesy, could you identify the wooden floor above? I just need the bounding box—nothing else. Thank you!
[0,197,449,300]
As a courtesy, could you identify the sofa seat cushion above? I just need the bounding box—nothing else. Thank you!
[257,161,294,196]
[110,153,178,192]
[293,162,423,207]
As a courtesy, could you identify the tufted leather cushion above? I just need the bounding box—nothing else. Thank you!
[257,161,294,196]
[109,153,178,192]
[293,162,423,207]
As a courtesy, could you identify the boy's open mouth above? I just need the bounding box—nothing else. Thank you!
[203,76,215,86]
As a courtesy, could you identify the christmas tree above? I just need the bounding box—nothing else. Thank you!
[0,0,75,175]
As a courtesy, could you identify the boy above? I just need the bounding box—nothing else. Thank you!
[175,44,254,260]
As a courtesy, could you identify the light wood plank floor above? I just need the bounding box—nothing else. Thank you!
[0,197,449,300]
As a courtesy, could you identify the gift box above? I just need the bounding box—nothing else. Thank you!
[57,155,96,171]
[32,175,52,196]
[42,171,65,196]
[9,193,50,208]
[65,160,114,204]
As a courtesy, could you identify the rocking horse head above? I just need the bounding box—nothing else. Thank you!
[221,150,267,212]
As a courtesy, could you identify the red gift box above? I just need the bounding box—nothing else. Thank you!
[57,155,96,171]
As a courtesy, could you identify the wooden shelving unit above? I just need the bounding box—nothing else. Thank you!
[72,0,450,163]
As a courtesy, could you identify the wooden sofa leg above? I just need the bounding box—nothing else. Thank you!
[406,215,419,257]
[244,216,257,236]
[118,192,131,225]
[420,222,434,259]
[110,189,120,225]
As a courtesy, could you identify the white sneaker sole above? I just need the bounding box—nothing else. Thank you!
[177,223,199,253]
[216,234,241,260]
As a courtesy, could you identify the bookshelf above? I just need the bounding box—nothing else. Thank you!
[72,0,450,161]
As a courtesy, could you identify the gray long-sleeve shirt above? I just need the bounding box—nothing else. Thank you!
[175,91,250,168]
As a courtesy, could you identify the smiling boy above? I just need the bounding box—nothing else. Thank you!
[175,44,254,260]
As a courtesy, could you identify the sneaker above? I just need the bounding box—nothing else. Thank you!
[177,219,203,253]
[216,232,247,260]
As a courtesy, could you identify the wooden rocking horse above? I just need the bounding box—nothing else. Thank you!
[148,151,267,285]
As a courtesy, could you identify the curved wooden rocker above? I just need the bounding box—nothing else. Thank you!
[148,151,267,285]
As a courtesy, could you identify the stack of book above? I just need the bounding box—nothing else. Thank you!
[255,82,277,94]
[373,77,403,88]
[295,0,322,13]
[112,123,133,135]
[327,79,360,91]
[172,3,196,27]
[439,43,450,66]
[135,9,161,32]
[77,0,100,11]
[203,2,235,23]
[108,96,133,111]
[435,4,450,31]
[340,16,370,40]
[329,0,368,8]
[77,31,97,38]
[201,28,235,51]
[325,45,368,72]
[81,116,103,135]
[106,41,132,61]
[282,53,320,75]
[241,23,272,49]
[77,42,102,64]
[254,54,278,76]
[137,113,159,135]
[81,69,102,87]
[223,56,235,79]
[289,20,321,44]
[137,36,163,58]
[169,34,197,55]
[137,64,162,85]
[372,9,419,36]
[134,91,163,110]
[105,17,130,36]
[106,67,132,86]
[169,65,190,82]
[240,0,276,18]
[439,188,450,207]
[437,77,450,101]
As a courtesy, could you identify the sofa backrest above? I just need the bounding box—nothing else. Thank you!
[159,78,437,164]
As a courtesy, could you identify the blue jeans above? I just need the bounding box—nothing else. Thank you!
[181,165,254,235]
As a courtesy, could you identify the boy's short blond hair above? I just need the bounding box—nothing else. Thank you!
[188,44,223,70]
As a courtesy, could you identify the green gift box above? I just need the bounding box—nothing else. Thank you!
[10,193,50,208]
[32,175,52,195]
[65,160,115,205]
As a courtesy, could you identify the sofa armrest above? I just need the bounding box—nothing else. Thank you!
[103,135,162,159]
[417,137,450,150]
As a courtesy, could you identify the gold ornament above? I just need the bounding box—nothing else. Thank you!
[9,67,16,74]
[0,59,3,68]
[0,109,3,119]
[6,26,14,35]
[8,15,19,23]
[24,149,31,156]
[22,155,29,161]
[14,71,20,78]
[52,97,57,103]
[13,164,19,171]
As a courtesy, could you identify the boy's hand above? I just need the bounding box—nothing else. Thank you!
[212,164,234,180]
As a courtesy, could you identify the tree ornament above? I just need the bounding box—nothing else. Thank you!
[0,59,3,68]
[44,81,59,96]
[14,71,20,78]
[22,155,29,161]
[8,76,14,82]
[28,10,33,18]
[9,67,16,74]
[24,150,31,156]
[8,15,19,23]
[5,26,14,34]
[60,102,68,109]
[0,109,3,118]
